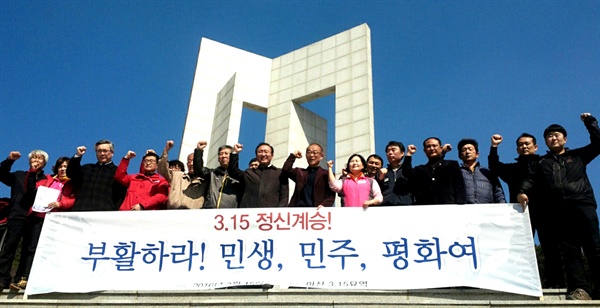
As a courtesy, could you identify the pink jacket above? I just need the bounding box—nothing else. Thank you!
[30,175,76,218]
[329,173,383,207]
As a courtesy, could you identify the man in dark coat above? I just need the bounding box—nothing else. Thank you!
[0,150,48,289]
[403,137,466,205]
[519,113,600,300]
[228,143,288,208]
[67,140,125,211]
[382,141,413,205]
[488,132,564,289]
[282,143,335,207]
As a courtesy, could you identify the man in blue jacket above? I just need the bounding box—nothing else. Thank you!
[457,138,505,204]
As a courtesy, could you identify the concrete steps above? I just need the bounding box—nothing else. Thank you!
[1,288,600,307]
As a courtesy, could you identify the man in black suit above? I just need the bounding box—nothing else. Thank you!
[403,137,466,205]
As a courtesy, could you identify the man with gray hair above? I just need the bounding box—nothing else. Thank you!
[197,141,243,209]
[0,149,48,289]
[67,140,125,211]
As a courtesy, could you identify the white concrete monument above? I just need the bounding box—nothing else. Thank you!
[180,23,375,173]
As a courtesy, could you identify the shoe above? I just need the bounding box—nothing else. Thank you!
[8,277,27,291]
[566,288,592,300]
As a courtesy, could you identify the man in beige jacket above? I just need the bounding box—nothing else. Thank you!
[158,140,207,209]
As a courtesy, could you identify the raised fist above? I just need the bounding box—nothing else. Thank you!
[378,168,388,181]
[8,151,21,160]
[327,160,334,169]
[233,143,243,153]
[197,141,207,150]
[125,151,136,159]
[407,145,417,156]
[30,160,43,171]
[165,140,174,151]
[76,146,87,156]
[581,113,592,121]
[491,134,503,147]
[442,144,452,153]
[293,150,302,159]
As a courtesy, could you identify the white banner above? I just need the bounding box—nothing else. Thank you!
[27,204,542,296]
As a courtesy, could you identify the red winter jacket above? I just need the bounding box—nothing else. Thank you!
[115,158,169,211]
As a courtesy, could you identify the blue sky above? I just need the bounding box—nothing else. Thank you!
[1,1,599,216]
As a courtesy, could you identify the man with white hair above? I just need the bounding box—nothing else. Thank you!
[0,149,48,289]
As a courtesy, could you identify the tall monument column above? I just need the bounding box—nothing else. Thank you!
[181,23,375,175]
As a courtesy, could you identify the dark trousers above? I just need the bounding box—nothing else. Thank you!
[14,216,44,281]
[530,204,564,288]
[0,218,26,285]
[559,204,600,297]
[0,216,44,285]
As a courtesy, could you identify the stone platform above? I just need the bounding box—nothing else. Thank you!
[2,288,600,307]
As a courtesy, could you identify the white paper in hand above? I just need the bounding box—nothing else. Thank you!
[32,186,61,213]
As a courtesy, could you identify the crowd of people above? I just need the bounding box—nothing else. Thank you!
[0,113,598,300]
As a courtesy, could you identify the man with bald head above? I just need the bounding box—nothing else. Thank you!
[403,137,466,205]
[157,140,207,209]
[283,143,335,207]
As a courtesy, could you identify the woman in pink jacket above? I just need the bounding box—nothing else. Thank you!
[328,154,382,208]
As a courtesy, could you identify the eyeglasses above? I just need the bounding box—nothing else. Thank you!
[96,149,112,154]
[143,159,157,165]
[306,151,322,156]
